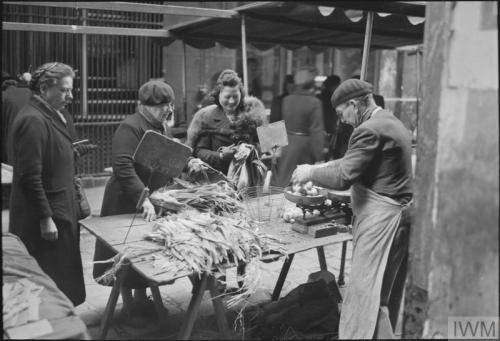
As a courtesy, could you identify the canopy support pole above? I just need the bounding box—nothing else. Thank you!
[182,41,187,123]
[241,14,248,94]
[81,9,88,117]
[286,50,293,74]
[360,11,374,81]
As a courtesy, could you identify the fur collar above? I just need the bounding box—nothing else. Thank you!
[187,96,266,147]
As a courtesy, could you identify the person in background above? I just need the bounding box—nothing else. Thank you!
[2,71,17,90]
[292,79,413,339]
[318,74,341,161]
[9,62,86,306]
[246,57,262,99]
[270,74,294,123]
[192,71,223,116]
[275,67,325,188]
[2,71,32,164]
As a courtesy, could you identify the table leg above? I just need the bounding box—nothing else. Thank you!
[236,263,245,289]
[150,285,168,324]
[207,275,230,338]
[99,264,129,339]
[338,241,347,287]
[271,253,295,301]
[316,246,327,270]
[178,273,209,340]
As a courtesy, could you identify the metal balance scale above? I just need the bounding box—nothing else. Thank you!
[284,187,352,238]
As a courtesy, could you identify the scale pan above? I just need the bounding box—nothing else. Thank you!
[284,186,328,206]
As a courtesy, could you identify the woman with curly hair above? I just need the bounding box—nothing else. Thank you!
[186,69,266,175]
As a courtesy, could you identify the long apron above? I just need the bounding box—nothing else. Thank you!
[339,183,412,339]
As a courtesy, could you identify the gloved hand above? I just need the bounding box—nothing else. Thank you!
[291,164,314,184]
[187,158,207,173]
[74,143,98,157]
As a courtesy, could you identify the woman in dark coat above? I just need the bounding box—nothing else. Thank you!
[2,74,32,165]
[93,80,203,323]
[269,74,294,123]
[9,62,85,306]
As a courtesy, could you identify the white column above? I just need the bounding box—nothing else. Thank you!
[360,11,374,81]
[241,14,248,94]
[286,50,293,74]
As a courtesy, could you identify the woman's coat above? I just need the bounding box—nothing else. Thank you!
[9,96,86,306]
[100,113,171,217]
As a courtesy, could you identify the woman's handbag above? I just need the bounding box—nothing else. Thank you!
[74,177,91,220]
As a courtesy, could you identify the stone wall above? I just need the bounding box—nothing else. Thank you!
[405,2,499,338]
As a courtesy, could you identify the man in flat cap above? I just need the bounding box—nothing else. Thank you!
[275,67,325,187]
[292,79,413,338]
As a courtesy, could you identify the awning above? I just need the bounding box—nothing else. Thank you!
[166,1,426,51]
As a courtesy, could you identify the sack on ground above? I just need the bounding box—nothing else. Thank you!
[253,275,341,339]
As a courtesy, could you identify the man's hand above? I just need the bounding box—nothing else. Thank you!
[291,164,314,184]
[142,198,156,222]
[187,158,206,173]
[40,217,58,241]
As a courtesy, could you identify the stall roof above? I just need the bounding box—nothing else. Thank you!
[166,1,426,51]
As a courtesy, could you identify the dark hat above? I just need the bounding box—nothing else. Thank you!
[330,79,373,108]
[138,80,175,106]
[294,68,316,86]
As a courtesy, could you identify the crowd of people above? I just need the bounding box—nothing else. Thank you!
[3,60,410,338]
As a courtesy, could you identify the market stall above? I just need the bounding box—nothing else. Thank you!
[80,190,353,339]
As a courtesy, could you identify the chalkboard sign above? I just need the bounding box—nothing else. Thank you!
[133,130,192,179]
[257,120,288,153]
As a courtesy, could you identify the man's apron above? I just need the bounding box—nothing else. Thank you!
[339,183,412,339]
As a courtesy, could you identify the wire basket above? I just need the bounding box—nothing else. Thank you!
[238,186,286,222]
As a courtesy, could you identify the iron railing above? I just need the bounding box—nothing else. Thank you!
[2,2,164,175]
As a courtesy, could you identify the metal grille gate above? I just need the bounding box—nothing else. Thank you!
[2,3,164,175]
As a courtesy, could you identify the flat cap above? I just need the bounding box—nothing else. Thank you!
[138,80,175,106]
[330,79,373,108]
